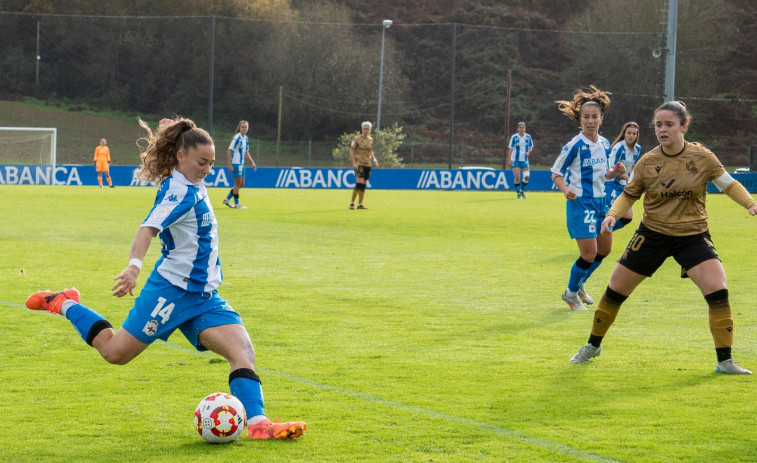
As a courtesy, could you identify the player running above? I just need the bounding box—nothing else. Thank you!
[507,122,534,199]
[551,86,626,311]
[570,101,756,374]
[26,117,306,438]
[605,122,642,231]
[223,120,256,209]
[348,121,378,210]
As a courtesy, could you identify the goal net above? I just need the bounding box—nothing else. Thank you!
[0,127,57,169]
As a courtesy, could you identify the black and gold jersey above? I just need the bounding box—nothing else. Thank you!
[623,142,726,236]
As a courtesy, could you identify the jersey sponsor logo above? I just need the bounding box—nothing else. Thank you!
[416,169,509,190]
[660,179,676,189]
[167,194,178,202]
[660,189,693,200]
[581,157,606,167]
[201,212,212,227]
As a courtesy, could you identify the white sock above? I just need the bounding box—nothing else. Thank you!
[59,299,77,316]
[247,415,267,425]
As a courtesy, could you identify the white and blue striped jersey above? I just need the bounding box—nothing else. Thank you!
[551,132,611,199]
[607,141,642,186]
[228,133,249,165]
[509,133,533,163]
[141,170,222,293]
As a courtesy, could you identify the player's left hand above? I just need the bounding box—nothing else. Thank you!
[748,205,757,216]
[613,162,626,176]
[112,267,139,297]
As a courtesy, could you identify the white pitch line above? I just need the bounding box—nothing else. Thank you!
[4,299,621,462]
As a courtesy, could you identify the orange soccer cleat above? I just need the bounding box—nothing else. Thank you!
[25,288,81,315]
[248,418,307,440]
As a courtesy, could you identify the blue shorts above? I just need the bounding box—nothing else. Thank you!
[605,181,625,209]
[232,164,245,179]
[566,197,608,239]
[122,270,244,351]
[511,159,530,170]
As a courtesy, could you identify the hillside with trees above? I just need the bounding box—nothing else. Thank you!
[1,0,754,166]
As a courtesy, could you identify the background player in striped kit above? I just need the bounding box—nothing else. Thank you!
[349,121,378,209]
[551,86,626,311]
[507,122,533,199]
[93,138,113,188]
[223,120,257,209]
[570,101,757,374]
[605,122,642,231]
[26,117,306,438]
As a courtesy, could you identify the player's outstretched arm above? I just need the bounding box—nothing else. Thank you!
[112,226,159,297]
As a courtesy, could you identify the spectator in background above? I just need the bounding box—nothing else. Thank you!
[605,122,642,231]
[507,122,533,199]
[94,138,113,188]
[223,120,256,209]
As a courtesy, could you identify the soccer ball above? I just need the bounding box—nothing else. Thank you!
[194,392,247,444]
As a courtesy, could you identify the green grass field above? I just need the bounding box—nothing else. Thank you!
[1,186,755,462]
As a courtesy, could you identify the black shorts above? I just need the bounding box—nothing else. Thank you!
[617,222,720,278]
[355,166,372,181]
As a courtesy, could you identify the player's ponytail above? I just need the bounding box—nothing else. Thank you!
[556,85,612,122]
[136,117,213,184]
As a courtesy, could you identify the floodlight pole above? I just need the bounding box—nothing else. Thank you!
[375,19,392,160]
[664,0,678,102]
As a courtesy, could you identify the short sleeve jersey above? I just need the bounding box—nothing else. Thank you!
[94,146,110,163]
[350,134,373,167]
[622,142,726,236]
[551,132,611,199]
[141,170,222,292]
[228,133,249,165]
[509,133,533,163]
[607,141,642,186]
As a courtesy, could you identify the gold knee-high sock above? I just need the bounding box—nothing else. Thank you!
[709,304,733,348]
[590,294,622,337]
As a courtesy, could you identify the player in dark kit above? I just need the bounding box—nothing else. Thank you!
[570,101,757,374]
[349,121,378,210]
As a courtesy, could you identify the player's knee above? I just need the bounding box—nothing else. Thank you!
[100,348,135,365]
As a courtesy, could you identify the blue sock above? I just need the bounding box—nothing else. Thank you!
[584,254,606,282]
[226,189,233,200]
[230,376,265,418]
[567,262,590,293]
[515,183,521,193]
[65,303,109,345]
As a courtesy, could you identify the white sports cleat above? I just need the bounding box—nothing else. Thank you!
[570,343,601,363]
[577,286,594,305]
[715,359,752,375]
[234,204,248,209]
[222,198,233,208]
[562,290,587,311]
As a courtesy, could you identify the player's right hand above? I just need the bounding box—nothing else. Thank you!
[563,188,577,200]
[112,266,139,297]
[600,216,616,235]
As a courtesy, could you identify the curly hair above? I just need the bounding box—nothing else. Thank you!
[135,117,213,184]
[611,121,640,147]
[654,100,692,128]
[556,85,612,123]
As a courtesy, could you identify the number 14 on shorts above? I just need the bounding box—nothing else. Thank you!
[142,297,174,336]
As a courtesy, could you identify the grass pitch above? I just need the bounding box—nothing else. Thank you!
[1,186,755,462]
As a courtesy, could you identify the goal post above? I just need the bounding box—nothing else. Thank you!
[0,127,58,173]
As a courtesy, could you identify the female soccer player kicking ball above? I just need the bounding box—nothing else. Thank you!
[26,117,307,437]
